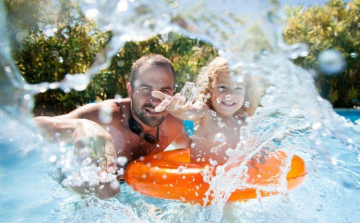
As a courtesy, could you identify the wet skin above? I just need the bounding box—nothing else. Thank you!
[34,65,190,199]
[152,75,246,165]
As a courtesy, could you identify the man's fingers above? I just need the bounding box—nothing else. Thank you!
[151,91,167,100]
[154,100,169,112]
[105,140,117,173]
[153,91,173,112]
[169,94,185,110]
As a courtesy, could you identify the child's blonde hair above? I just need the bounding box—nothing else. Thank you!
[195,57,267,117]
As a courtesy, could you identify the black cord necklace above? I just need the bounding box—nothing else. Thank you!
[128,111,159,144]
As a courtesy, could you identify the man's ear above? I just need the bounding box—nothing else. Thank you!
[127,83,132,95]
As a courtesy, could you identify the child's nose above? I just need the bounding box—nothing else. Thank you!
[225,94,232,101]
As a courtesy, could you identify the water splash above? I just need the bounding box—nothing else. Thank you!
[1,0,360,222]
[318,49,346,75]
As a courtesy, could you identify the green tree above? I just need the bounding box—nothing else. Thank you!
[284,0,360,107]
[6,1,218,115]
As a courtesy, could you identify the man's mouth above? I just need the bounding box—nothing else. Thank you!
[145,107,161,115]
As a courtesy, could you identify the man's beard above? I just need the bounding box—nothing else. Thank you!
[132,102,166,127]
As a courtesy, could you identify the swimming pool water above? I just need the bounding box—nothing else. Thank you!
[0,112,359,222]
[335,109,360,123]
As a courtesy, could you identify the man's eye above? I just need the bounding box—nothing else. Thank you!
[161,90,172,95]
[141,88,151,92]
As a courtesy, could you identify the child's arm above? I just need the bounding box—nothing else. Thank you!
[152,91,209,121]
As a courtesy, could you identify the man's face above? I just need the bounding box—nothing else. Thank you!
[129,65,175,127]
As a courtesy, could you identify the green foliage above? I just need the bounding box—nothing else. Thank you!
[9,0,358,115]
[6,1,218,115]
[284,0,360,108]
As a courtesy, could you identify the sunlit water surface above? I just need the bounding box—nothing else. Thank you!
[1,0,360,222]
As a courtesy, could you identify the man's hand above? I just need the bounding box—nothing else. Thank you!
[73,119,117,175]
[152,91,188,115]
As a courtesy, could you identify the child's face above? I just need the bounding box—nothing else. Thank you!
[211,75,245,117]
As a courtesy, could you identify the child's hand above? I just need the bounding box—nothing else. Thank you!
[152,91,187,114]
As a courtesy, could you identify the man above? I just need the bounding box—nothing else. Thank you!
[34,54,190,198]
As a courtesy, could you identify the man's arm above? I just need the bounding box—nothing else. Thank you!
[169,117,191,149]
[33,102,119,198]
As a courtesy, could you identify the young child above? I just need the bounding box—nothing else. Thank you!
[152,57,266,165]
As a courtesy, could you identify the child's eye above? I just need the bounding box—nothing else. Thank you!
[219,85,227,89]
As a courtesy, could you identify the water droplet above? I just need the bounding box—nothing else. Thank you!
[316,204,323,211]
[58,57,63,63]
[45,28,55,37]
[191,143,196,148]
[213,133,226,143]
[209,158,218,166]
[4,66,11,73]
[15,31,27,42]
[49,155,57,163]
[23,94,31,100]
[237,120,242,125]
[186,74,190,79]
[318,50,346,75]
[244,101,250,108]
[350,52,357,58]
[49,83,58,89]
[117,156,128,166]
[286,43,309,59]
[225,94,231,100]
[177,166,185,172]
[116,61,125,68]
[117,0,128,12]
[99,105,113,124]
[312,122,322,130]
[117,168,124,175]
[110,180,120,190]
[61,73,90,91]
[162,174,167,179]
[340,173,355,189]
[216,98,221,103]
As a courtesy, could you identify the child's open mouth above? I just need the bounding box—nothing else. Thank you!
[221,101,236,106]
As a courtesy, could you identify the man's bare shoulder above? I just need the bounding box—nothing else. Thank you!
[59,98,131,119]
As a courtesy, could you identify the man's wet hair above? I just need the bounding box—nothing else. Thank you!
[129,54,176,88]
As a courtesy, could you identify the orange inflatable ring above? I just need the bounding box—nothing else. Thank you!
[124,148,307,205]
